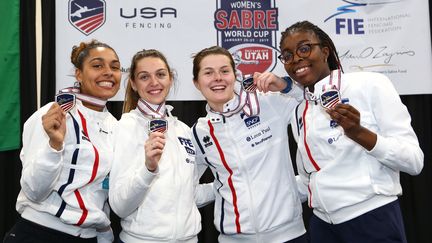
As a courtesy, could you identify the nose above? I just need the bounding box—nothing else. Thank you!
[103,66,114,77]
[292,53,303,64]
[214,71,223,80]
[148,74,159,86]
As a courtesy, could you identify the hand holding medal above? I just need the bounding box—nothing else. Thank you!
[325,102,362,139]
[144,131,166,172]
[42,102,68,151]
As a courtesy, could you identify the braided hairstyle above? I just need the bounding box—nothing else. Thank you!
[123,49,175,113]
[279,20,343,72]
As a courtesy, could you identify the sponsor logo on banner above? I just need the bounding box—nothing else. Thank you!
[325,0,405,35]
[119,6,177,30]
[69,0,106,35]
[214,0,279,77]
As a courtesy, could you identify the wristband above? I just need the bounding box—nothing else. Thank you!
[280,76,293,94]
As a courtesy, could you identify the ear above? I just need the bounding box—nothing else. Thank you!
[75,69,82,83]
[193,79,201,91]
[322,46,330,63]
[130,79,137,91]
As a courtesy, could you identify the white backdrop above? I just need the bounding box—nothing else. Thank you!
[56,0,432,100]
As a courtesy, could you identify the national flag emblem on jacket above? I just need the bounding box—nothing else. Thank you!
[68,0,106,36]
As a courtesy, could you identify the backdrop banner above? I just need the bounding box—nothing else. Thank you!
[0,0,20,151]
[55,0,432,101]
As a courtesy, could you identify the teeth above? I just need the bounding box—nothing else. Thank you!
[211,85,225,91]
[296,67,308,74]
[98,81,113,87]
[149,90,161,94]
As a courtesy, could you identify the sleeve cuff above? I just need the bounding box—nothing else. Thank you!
[366,134,386,160]
[280,76,293,94]
[136,164,158,187]
[38,141,64,167]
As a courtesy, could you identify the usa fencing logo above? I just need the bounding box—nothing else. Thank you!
[69,0,106,35]
[214,0,279,77]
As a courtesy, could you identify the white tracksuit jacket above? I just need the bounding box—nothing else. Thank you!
[191,87,306,243]
[109,106,214,243]
[16,101,116,238]
[291,71,424,224]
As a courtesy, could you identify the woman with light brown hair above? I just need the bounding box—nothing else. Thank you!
[109,49,214,243]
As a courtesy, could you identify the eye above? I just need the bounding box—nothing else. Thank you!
[156,71,168,79]
[137,74,149,81]
[203,70,213,76]
[111,65,120,71]
[92,64,103,69]
[221,69,231,74]
[283,52,293,60]
[298,44,311,54]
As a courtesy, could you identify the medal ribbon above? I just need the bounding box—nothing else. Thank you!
[323,69,342,91]
[210,85,260,118]
[137,98,167,119]
[243,89,260,117]
[59,87,107,108]
[303,69,342,102]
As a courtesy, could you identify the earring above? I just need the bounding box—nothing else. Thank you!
[74,81,81,88]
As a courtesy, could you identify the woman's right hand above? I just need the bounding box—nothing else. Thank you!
[42,103,66,151]
[144,131,166,172]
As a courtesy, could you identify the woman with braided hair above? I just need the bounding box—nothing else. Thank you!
[281,20,424,243]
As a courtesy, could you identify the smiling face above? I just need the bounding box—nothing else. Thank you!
[280,31,331,90]
[131,57,172,105]
[75,47,121,101]
[193,54,236,112]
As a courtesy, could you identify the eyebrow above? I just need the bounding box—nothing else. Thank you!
[201,65,230,71]
[89,57,120,63]
[136,68,167,75]
[282,40,313,52]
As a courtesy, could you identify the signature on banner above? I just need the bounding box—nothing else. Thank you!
[339,46,415,64]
